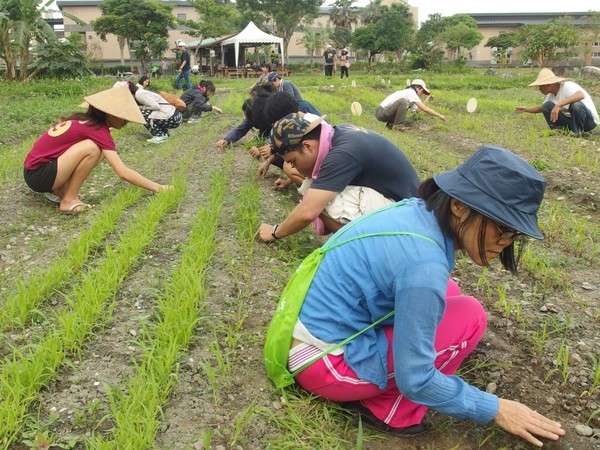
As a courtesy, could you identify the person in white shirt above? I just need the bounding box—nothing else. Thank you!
[516,68,598,135]
[375,79,446,131]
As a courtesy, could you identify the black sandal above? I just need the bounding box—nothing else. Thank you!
[343,401,429,436]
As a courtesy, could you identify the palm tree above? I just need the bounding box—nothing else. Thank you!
[329,0,358,29]
[360,0,386,25]
[296,27,325,65]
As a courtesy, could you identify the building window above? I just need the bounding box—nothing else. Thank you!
[592,52,600,57]
[177,13,186,20]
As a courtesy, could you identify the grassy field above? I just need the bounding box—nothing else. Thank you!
[0,69,598,450]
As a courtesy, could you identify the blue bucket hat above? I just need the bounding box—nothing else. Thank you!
[434,145,546,239]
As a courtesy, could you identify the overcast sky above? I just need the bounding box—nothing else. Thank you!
[325,0,599,25]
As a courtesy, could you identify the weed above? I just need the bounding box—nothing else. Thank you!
[529,323,548,364]
[229,399,257,447]
[545,340,571,385]
[583,353,600,397]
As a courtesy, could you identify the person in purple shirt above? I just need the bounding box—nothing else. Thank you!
[272,146,565,447]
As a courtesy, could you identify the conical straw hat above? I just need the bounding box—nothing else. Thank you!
[528,68,567,86]
[83,85,145,124]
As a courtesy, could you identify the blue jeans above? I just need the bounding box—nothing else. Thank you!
[541,101,597,134]
[175,70,192,90]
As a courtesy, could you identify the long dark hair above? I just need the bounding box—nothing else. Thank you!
[247,86,272,136]
[417,178,521,274]
[62,106,108,129]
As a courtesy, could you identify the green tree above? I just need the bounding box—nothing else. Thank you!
[236,0,324,64]
[352,24,378,69]
[329,27,353,50]
[485,32,519,66]
[0,0,57,81]
[415,13,482,65]
[360,0,386,25]
[296,26,325,65]
[27,33,90,81]
[436,14,483,62]
[486,32,519,50]
[329,0,357,50]
[415,13,445,48]
[92,0,174,75]
[352,2,414,70]
[330,0,358,29]
[517,18,580,66]
[180,0,238,44]
[412,13,446,69]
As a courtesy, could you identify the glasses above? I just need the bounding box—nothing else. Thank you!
[494,223,526,242]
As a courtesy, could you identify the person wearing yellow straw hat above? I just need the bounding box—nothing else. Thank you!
[515,68,598,135]
[23,85,172,214]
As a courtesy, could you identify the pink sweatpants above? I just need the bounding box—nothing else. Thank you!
[293,280,487,427]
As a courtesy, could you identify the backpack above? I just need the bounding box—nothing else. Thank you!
[263,202,439,389]
[158,91,186,111]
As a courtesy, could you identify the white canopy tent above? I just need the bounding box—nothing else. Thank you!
[220,21,284,67]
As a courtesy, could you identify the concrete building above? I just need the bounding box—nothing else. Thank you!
[51,1,598,68]
[466,12,600,67]
[56,0,199,66]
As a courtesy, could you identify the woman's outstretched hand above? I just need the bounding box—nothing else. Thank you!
[494,398,565,447]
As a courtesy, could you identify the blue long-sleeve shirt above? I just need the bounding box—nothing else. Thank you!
[298,199,499,424]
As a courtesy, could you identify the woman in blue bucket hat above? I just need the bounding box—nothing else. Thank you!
[264,145,565,446]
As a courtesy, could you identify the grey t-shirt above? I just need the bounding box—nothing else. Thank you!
[311,124,419,201]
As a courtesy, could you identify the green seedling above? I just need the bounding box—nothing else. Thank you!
[545,340,571,385]
[229,399,257,447]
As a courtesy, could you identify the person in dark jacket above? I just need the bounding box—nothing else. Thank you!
[180,80,222,124]
[215,86,272,148]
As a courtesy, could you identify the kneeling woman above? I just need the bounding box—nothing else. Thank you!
[265,146,565,447]
[23,85,172,214]
[127,81,183,144]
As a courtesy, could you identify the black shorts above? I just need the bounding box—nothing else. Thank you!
[23,159,57,193]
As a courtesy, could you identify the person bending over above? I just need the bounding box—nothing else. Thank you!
[180,80,223,124]
[23,86,172,214]
[257,113,419,241]
[375,79,446,131]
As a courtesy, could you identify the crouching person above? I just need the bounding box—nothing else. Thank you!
[264,146,565,448]
[257,113,419,241]
[180,80,223,124]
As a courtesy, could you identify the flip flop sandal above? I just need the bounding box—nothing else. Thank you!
[59,203,92,215]
[43,192,61,205]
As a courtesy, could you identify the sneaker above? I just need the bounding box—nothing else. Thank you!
[187,117,200,123]
[147,136,168,144]
[343,401,429,436]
